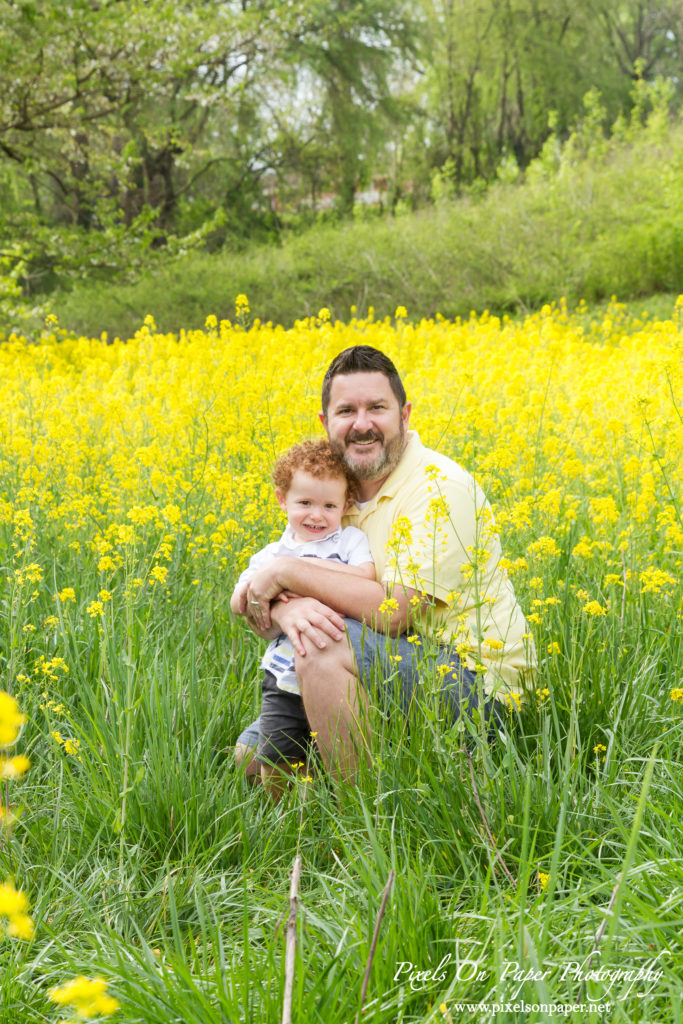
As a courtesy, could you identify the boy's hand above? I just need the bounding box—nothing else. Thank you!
[270,598,346,656]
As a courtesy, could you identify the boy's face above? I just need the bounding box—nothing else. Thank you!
[276,470,349,544]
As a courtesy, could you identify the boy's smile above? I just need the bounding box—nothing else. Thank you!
[276,469,349,544]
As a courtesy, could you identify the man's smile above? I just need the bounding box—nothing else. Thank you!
[347,433,382,448]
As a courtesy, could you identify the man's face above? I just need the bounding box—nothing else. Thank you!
[320,372,411,483]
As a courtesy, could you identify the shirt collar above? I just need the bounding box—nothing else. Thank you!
[376,430,423,499]
[282,523,343,547]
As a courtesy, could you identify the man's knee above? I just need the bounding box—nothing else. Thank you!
[294,639,357,694]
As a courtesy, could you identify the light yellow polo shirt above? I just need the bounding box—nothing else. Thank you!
[343,431,536,701]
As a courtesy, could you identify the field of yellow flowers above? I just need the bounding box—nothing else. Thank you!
[1,298,681,1023]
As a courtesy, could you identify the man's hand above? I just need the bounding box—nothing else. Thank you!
[230,580,249,615]
[237,557,293,630]
[270,597,346,657]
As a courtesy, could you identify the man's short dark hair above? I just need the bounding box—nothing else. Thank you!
[321,345,407,415]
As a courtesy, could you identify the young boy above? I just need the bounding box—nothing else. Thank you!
[230,439,374,795]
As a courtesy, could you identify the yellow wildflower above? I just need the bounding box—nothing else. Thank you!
[640,567,676,594]
[0,692,26,747]
[0,881,34,940]
[572,537,594,559]
[0,755,31,780]
[583,600,608,616]
[527,536,560,559]
[48,976,120,1018]
[149,565,168,585]
[483,637,504,652]
[504,693,522,713]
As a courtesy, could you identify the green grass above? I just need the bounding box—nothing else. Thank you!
[2,553,682,1022]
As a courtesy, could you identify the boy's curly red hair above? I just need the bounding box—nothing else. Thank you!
[272,439,358,500]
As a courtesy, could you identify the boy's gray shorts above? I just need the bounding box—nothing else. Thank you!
[236,618,503,763]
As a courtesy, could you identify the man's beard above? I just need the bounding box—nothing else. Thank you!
[333,422,405,481]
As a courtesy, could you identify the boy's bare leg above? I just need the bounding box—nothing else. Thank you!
[296,639,371,784]
[234,741,261,783]
[260,761,310,801]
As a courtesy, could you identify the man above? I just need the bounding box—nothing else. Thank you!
[235,345,535,781]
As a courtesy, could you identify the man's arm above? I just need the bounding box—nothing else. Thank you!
[233,557,373,624]
[303,560,375,580]
[243,556,426,637]
[232,563,354,650]
[229,540,277,615]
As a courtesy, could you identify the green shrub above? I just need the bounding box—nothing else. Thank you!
[44,120,683,339]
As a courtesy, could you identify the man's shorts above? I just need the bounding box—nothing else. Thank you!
[237,618,504,763]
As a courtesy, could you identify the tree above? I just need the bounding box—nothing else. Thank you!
[410,0,682,187]
[0,0,285,288]
[274,0,418,215]
[589,0,683,87]
[0,0,421,299]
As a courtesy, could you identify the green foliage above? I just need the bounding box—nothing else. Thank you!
[0,0,416,316]
[47,113,683,339]
[412,0,683,187]
[3,0,683,323]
